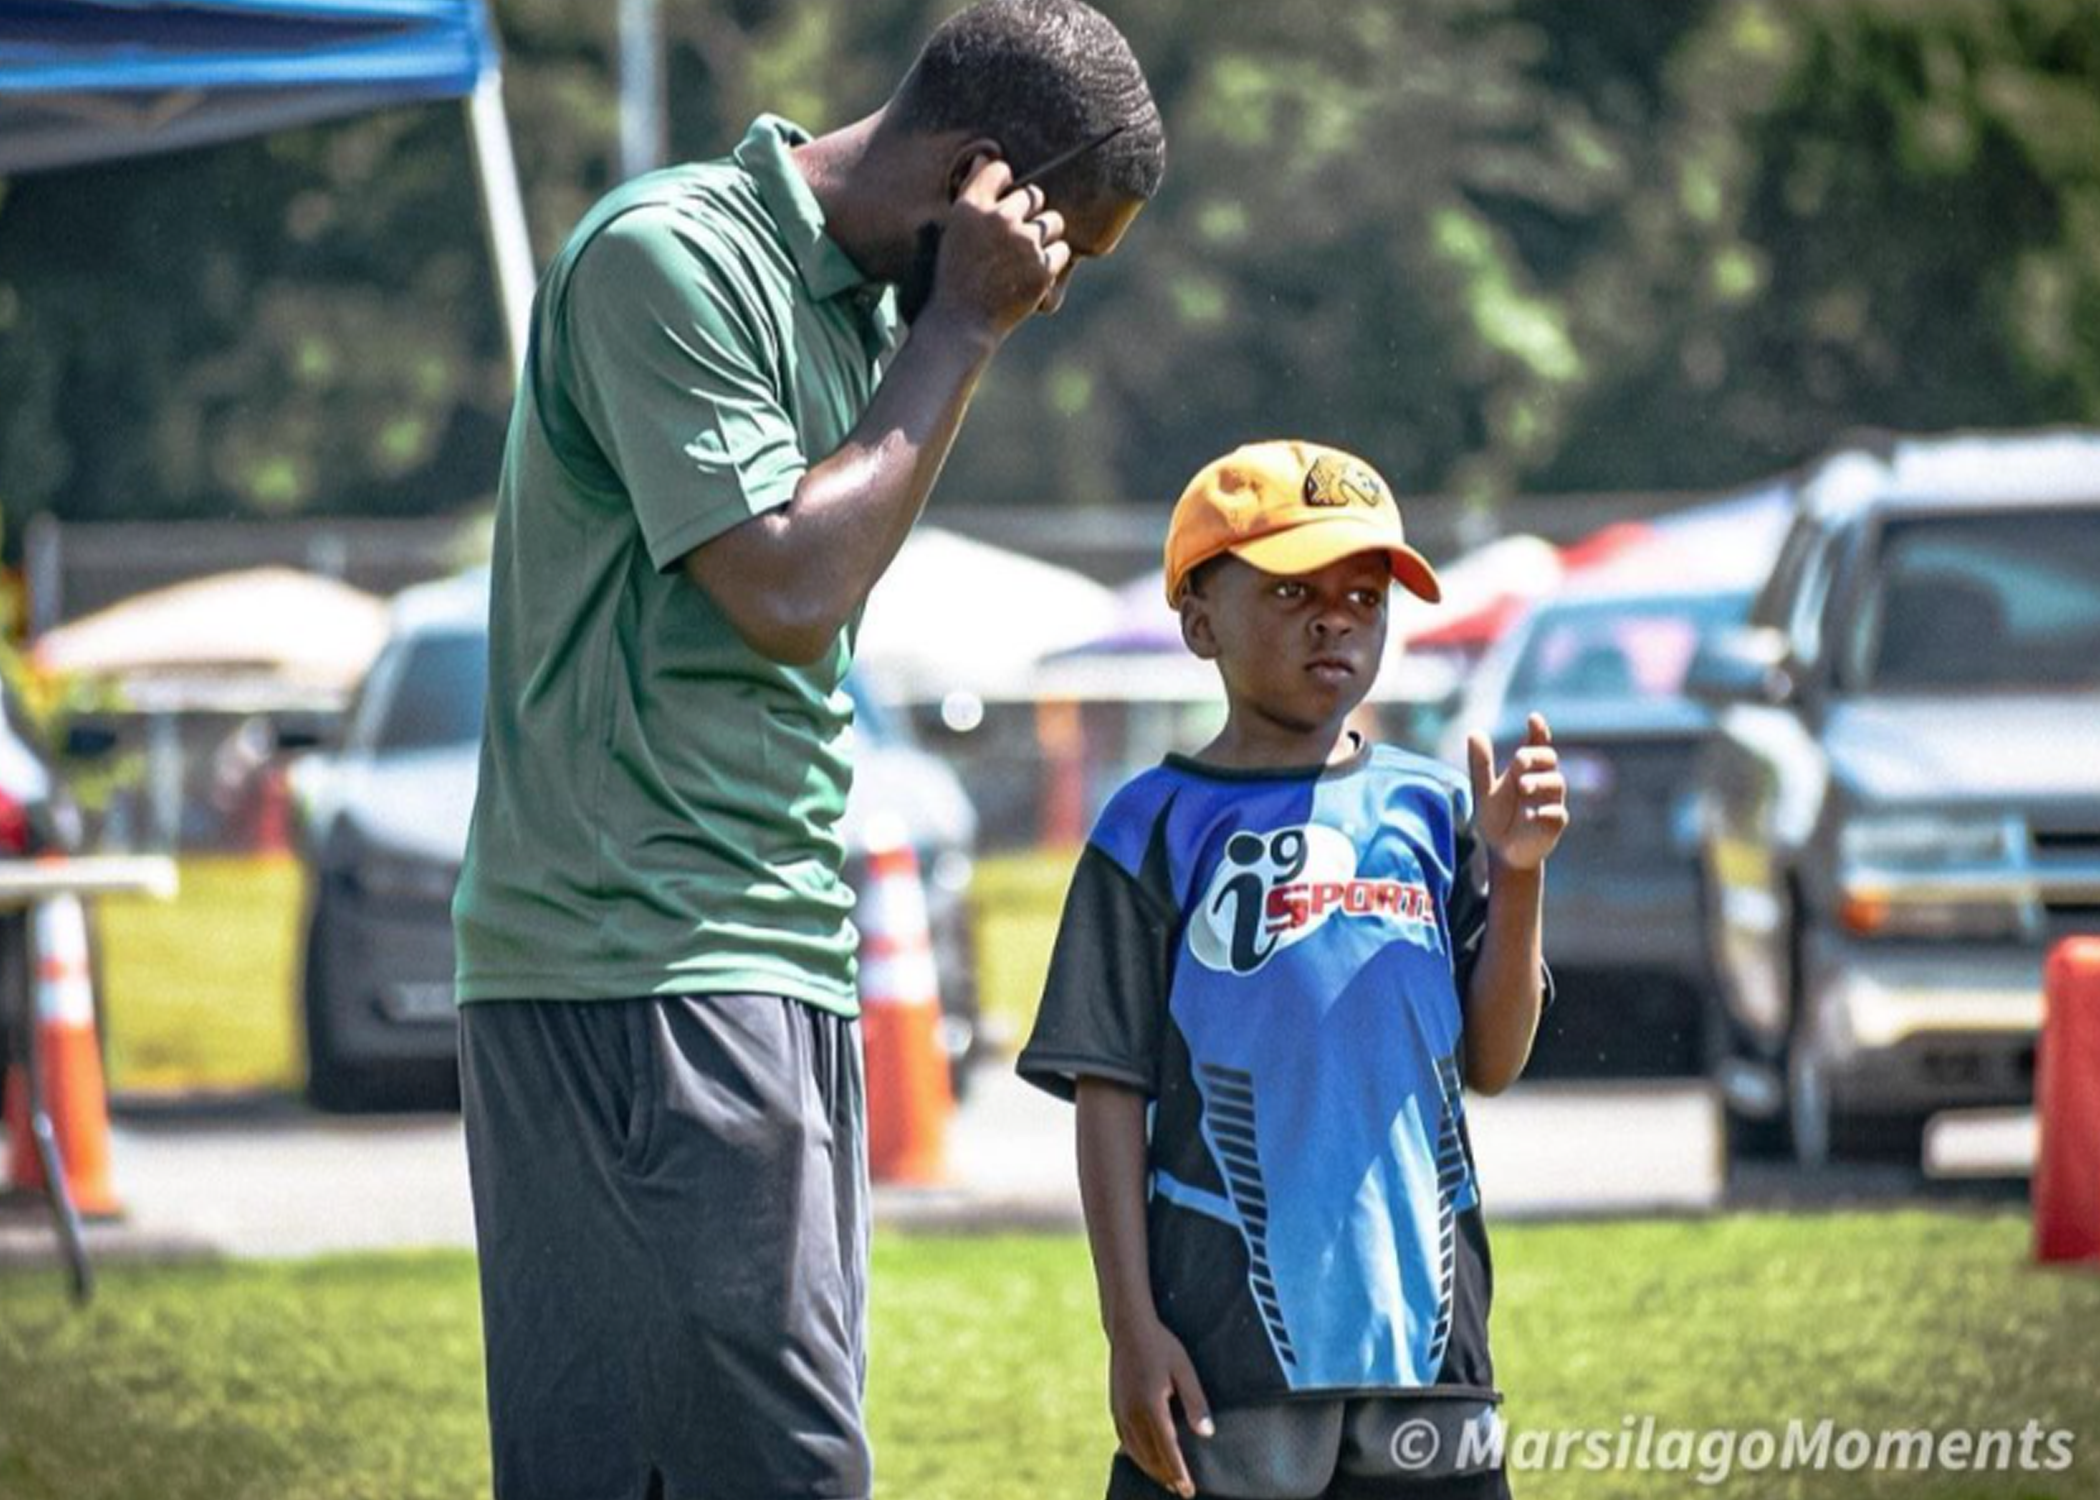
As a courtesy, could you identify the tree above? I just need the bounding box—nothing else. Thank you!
[1541,0,2100,490]
[1,0,2095,533]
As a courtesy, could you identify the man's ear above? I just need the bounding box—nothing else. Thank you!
[945,137,1004,200]
[1180,593,1219,661]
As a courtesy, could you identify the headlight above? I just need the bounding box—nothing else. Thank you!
[1836,810,2032,940]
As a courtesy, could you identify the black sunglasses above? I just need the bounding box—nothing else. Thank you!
[1011,123,1129,191]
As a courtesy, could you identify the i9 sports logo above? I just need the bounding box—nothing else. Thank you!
[1189,823,1435,976]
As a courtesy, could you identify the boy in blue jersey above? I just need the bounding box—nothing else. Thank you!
[1018,440,1567,1500]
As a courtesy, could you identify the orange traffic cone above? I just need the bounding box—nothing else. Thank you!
[2036,937,2100,1266]
[856,823,954,1184]
[4,895,121,1218]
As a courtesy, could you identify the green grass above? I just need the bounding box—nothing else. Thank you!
[3,1214,2097,1498]
[93,856,306,1095]
[969,848,1077,1047]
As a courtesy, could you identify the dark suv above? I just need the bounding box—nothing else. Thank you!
[1691,431,2100,1165]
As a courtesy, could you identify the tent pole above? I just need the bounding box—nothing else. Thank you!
[466,68,534,380]
[619,0,665,178]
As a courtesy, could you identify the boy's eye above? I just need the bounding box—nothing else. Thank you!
[1272,580,1308,601]
[1351,589,1387,609]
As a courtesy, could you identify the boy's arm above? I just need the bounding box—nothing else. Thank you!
[1460,712,1569,1094]
[1076,1078,1213,1500]
[1461,862,1547,1095]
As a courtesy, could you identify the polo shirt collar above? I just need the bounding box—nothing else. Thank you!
[735,114,878,304]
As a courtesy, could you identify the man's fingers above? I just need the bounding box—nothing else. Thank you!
[1030,209,1066,248]
[960,154,1013,205]
[1040,240,1074,281]
[1466,731,1495,808]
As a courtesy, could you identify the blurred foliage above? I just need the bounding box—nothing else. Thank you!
[0,0,2096,530]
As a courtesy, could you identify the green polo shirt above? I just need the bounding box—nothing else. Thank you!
[453,116,901,1015]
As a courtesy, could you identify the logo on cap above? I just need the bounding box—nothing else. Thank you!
[1303,455,1385,511]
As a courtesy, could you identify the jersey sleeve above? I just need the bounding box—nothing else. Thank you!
[1447,797,1555,1011]
[563,212,808,572]
[1015,843,1177,1102]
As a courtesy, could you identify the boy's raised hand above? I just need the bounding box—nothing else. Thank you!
[1110,1312,1213,1498]
[1465,712,1570,871]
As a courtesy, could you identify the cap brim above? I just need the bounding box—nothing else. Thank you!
[1231,518,1443,604]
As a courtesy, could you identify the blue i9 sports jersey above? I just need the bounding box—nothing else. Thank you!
[1019,740,1528,1407]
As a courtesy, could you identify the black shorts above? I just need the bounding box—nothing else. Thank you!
[460,994,870,1500]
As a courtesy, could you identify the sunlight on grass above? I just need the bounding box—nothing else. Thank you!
[968,849,1077,1049]
[93,856,307,1095]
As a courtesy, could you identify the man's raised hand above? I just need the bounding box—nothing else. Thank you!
[927,157,1069,341]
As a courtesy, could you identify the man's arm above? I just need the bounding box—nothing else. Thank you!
[682,159,1066,663]
[1076,1078,1212,1500]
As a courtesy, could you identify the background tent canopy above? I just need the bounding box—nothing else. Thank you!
[0,0,493,174]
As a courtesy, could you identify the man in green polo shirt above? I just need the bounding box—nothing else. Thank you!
[452,4,1163,1497]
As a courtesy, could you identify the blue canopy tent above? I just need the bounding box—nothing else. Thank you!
[0,0,534,368]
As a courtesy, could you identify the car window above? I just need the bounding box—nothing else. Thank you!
[373,631,489,753]
[1508,594,1748,703]
[1839,510,2100,693]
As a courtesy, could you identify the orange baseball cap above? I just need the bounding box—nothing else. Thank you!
[1163,440,1443,606]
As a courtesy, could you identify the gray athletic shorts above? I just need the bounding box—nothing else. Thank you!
[1109,1398,1508,1499]
[460,994,870,1500]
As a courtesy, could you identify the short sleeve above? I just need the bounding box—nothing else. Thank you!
[563,213,808,572]
[1015,845,1176,1102]
[1446,795,1555,1010]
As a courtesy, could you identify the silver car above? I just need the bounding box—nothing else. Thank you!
[295,572,980,1111]
[1444,581,1753,1077]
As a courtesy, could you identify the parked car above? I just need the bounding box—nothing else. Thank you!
[1690,431,2100,1165]
[294,571,982,1112]
[0,673,85,864]
[1444,580,1754,1076]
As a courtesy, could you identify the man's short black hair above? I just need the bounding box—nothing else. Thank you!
[890,0,1166,203]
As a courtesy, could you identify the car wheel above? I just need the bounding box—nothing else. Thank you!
[302,902,370,1113]
[1787,1030,1834,1169]
[1724,1100,1793,1160]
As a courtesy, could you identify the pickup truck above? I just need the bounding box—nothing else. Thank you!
[1690,430,2100,1166]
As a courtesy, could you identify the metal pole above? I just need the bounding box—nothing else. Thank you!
[3,910,91,1304]
[466,68,536,381]
[619,0,664,180]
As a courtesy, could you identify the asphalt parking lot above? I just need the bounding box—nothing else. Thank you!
[0,1067,2037,1269]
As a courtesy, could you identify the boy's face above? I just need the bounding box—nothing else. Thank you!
[1179,551,1392,738]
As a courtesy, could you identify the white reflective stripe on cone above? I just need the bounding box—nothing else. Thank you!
[859,953,942,1008]
[34,895,97,1029]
